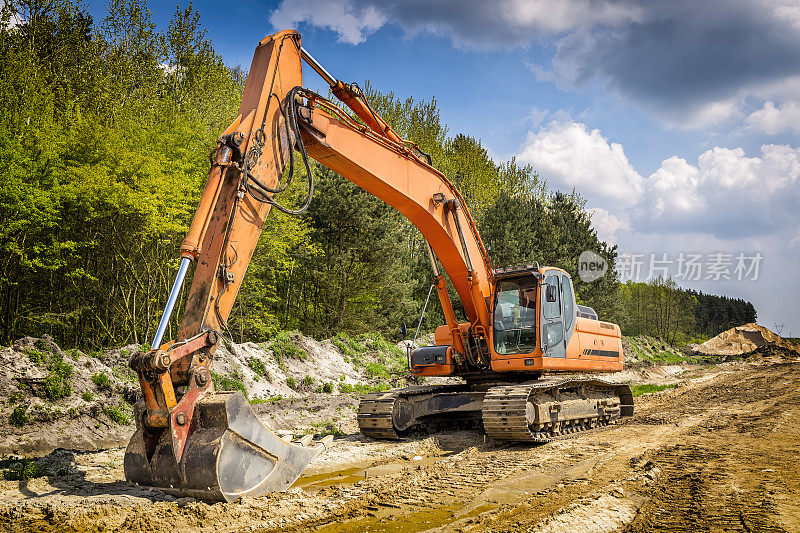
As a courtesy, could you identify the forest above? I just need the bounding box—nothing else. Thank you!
[0,0,754,349]
[618,279,757,344]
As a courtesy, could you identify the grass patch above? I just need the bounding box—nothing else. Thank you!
[332,333,359,360]
[2,459,47,481]
[81,391,94,402]
[631,383,678,397]
[332,332,406,374]
[42,354,74,399]
[91,372,112,391]
[316,382,335,393]
[104,405,131,425]
[310,420,344,437]
[270,331,307,370]
[211,371,248,398]
[302,375,314,387]
[24,347,47,366]
[364,362,389,379]
[625,336,687,365]
[249,395,284,405]
[25,347,74,399]
[286,376,297,389]
[248,358,270,381]
[9,405,28,426]
[644,351,686,365]
[112,367,136,383]
[338,382,390,395]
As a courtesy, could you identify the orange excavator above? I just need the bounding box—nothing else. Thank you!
[124,29,633,502]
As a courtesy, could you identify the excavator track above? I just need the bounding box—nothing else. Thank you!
[482,378,633,442]
[358,384,477,440]
[358,378,633,442]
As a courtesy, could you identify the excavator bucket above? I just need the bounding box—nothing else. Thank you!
[124,391,326,502]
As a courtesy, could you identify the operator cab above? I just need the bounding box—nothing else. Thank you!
[491,264,541,355]
[491,264,579,359]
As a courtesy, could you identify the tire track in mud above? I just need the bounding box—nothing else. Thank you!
[624,444,788,533]
[623,363,800,533]
[293,447,560,531]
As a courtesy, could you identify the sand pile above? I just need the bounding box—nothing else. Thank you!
[696,323,800,356]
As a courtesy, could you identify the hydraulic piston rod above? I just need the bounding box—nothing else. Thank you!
[150,256,191,349]
[300,47,336,86]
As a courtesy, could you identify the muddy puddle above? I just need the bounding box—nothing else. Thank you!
[295,455,445,492]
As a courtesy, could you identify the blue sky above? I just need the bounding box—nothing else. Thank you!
[84,0,800,336]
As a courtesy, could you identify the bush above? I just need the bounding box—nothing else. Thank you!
[9,405,28,426]
[286,376,297,389]
[302,375,314,387]
[91,372,112,391]
[322,382,335,393]
[104,405,131,425]
[211,371,248,398]
[81,391,94,402]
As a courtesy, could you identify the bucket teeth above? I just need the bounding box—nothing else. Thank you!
[124,391,325,502]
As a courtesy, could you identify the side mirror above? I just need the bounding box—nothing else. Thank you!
[546,284,558,303]
[400,322,408,340]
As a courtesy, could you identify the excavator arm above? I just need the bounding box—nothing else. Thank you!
[124,29,498,502]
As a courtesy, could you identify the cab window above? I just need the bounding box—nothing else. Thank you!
[493,278,537,355]
[562,274,574,331]
[542,274,561,319]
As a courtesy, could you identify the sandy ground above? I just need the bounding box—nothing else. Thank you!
[2,357,799,532]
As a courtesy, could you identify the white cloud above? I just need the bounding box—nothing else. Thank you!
[517,119,800,240]
[516,121,645,208]
[666,99,744,130]
[587,207,629,244]
[638,144,800,238]
[269,0,386,45]
[791,229,800,248]
[746,101,800,134]
[495,0,641,34]
[527,107,549,128]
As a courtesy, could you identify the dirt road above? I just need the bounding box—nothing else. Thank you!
[2,358,798,532]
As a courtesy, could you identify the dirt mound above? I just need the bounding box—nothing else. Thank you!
[695,323,800,356]
[1,336,139,456]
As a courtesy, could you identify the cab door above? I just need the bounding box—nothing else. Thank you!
[540,270,566,358]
